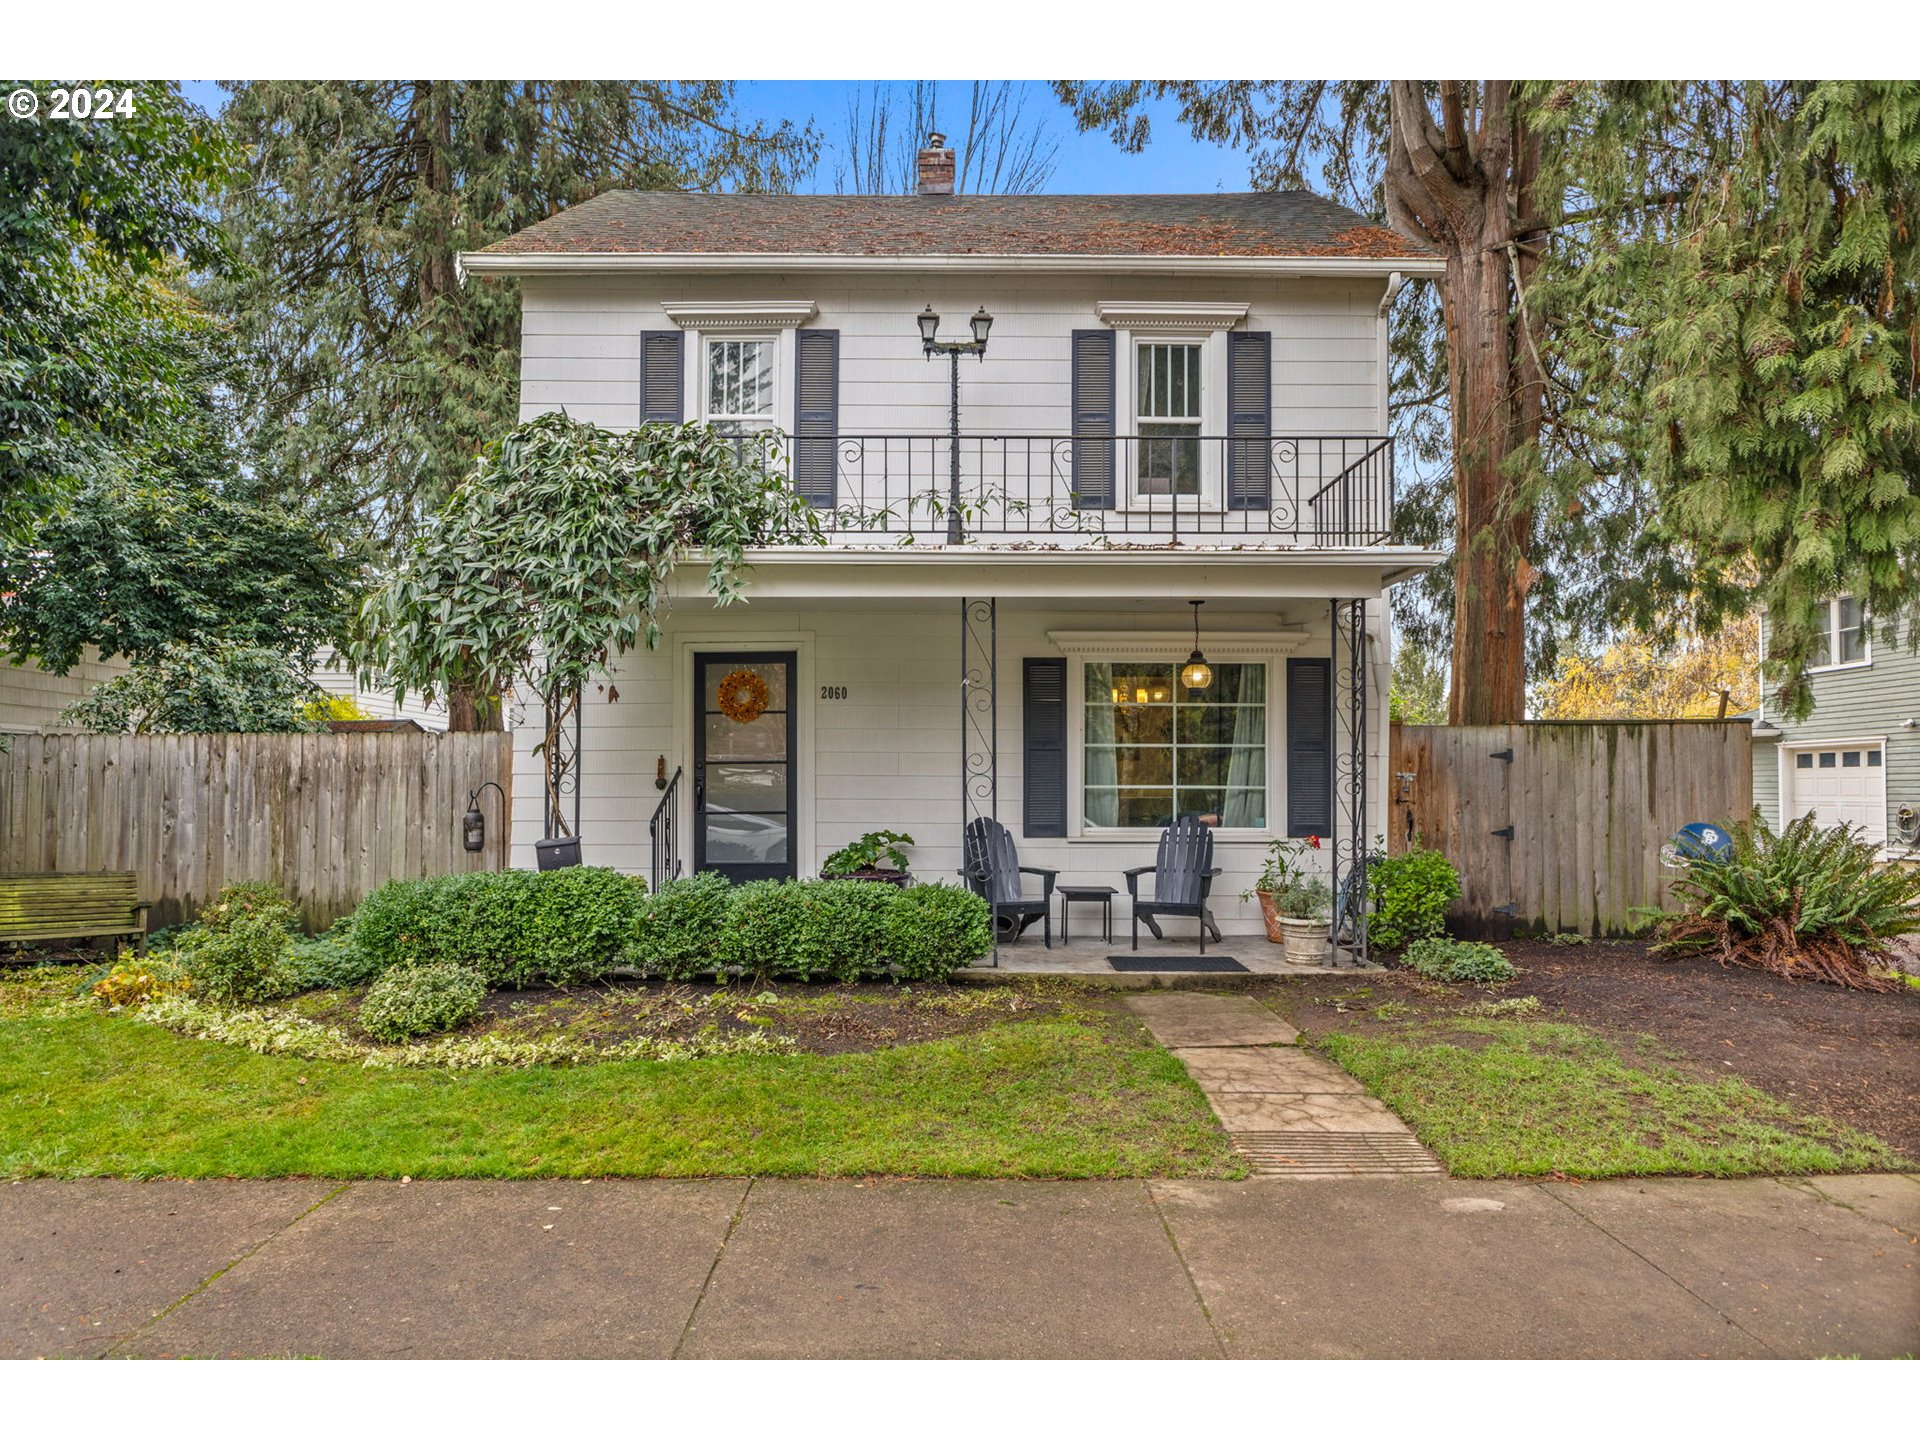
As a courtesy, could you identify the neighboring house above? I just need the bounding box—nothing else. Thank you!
[461,137,1447,935]
[1751,598,1919,857]
[0,647,446,733]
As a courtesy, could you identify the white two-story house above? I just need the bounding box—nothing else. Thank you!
[461,137,1446,950]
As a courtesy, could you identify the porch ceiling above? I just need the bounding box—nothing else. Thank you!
[680,547,1447,602]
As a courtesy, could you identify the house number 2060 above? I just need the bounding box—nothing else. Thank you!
[819,686,849,700]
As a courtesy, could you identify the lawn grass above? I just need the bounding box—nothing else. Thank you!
[1316,1017,1903,1179]
[0,982,1241,1180]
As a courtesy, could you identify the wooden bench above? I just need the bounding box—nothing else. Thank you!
[0,872,151,956]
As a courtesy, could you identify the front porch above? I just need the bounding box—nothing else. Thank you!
[958,933,1379,979]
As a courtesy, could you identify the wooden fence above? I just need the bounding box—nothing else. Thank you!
[0,732,511,931]
[1390,721,1753,937]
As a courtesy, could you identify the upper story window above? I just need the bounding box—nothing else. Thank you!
[705,338,775,435]
[1136,341,1203,496]
[1809,595,1869,670]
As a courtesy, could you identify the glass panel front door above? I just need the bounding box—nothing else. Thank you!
[694,653,796,882]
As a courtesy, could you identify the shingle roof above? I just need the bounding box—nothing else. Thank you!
[473,190,1437,261]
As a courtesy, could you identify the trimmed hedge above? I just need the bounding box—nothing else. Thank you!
[625,876,990,983]
[352,867,651,988]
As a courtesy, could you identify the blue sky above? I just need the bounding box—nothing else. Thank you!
[177,80,1251,193]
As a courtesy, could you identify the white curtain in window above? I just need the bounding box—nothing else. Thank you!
[1223,697,1264,827]
[1084,699,1118,826]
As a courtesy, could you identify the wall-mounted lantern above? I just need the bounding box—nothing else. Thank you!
[463,780,506,853]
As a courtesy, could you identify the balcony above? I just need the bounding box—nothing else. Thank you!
[744,433,1395,548]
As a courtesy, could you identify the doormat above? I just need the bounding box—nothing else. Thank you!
[1107,956,1247,973]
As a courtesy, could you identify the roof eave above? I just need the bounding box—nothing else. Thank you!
[457,250,1447,281]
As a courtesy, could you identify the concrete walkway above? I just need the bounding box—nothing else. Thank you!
[1126,993,1444,1177]
[4,1174,1915,1358]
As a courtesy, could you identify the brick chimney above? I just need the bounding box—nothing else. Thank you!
[917,131,955,196]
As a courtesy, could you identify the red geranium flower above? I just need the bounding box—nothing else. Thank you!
[1307,834,1321,849]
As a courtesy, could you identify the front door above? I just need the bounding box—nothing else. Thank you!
[693,652,797,882]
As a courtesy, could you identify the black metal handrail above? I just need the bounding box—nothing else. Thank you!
[733,432,1395,545]
[649,766,682,895]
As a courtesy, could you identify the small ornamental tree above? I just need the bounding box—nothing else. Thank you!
[358,411,821,834]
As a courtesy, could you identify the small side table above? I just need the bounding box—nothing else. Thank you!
[1057,884,1117,945]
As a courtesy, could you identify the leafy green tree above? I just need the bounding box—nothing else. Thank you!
[1388,640,1449,724]
[358,412,822,834]
[60,640,326,734]
[0,80,235,543]
[1529,81,1919,718]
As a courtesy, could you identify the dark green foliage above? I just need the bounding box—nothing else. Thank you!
[884,884,995,982]
[358,962,487,1042]
[0,81,236,543]
[623,874,992,983]
[59,639,328,735]
[0,469,352,675]
[623,872,734,980]
[1368,843,1462,950]
[349,868,650,988]
[284,920,376,990]
[1403,938,1517,984]
[1657,813,1920,991]
[821,830,914,875]
[197,881,300,935]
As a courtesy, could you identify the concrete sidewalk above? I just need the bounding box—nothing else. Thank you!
[6,1173,1916,1359]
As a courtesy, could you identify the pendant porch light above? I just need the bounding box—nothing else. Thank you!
[1181,600,1214,693]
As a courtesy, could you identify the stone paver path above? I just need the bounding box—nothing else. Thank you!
[1125,993,1443,1178]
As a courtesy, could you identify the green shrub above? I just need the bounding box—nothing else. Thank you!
[199,881,300,935]
[1368,843,1461,950]
[349,867,649,987]
[284,919,378,990]
[885,883,993,980]
[717,880,811,982]
[1658,812,1920,991]
[359,962,487,1042]
[624,871,734,979]
[176,907,295,1004]
[1404,937,1516,984]
[796,880,898,981]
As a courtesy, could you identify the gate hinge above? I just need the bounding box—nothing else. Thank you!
[1490,825,1515,840]
[1489,748,1514,763]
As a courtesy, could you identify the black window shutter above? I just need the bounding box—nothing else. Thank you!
[1286,657,1332,837]
[639,331,684,422]
[1070,329,1116,510]
[793,328,839,507]
[1227,330,1272,510]
[1023,658,1068,837]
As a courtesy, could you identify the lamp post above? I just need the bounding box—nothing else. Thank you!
[918,304,993,543]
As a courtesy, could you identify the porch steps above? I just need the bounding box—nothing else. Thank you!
[1228,1131,1445,1178]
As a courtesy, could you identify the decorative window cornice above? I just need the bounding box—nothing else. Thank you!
[1047,629,1310,659]
[660,300,818,332]
[1094,301,1249,332]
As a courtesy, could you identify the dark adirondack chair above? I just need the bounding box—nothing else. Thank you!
[1124,816,1224,952]
[961,817,1056,946]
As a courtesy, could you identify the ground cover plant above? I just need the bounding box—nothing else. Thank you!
[357,962,487,1041]
[1403,937,1517,983]
[1656,813,1920,992]
[0,969,1238,1180]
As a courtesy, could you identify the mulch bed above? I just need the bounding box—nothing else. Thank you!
[1250,939,1920,1162]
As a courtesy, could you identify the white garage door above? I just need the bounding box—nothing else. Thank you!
[1787,744,1885,841]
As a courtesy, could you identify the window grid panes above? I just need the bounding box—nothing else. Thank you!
[1136,342,1202,496]
[1083,660,1265,829]
[705,339,774,434]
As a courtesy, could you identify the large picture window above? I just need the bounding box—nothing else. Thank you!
[1083,660,1265,828]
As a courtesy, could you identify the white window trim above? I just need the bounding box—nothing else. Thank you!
[1115,330,1228,511]
[1807,595,1872,673]
[1049,628,1309,842]
[688,332,794,436]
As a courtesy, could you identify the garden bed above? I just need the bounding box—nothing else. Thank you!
[1244,937,1920,1163]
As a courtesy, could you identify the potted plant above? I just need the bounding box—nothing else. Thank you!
[820,829,915,887]
[1243,835,1332,962]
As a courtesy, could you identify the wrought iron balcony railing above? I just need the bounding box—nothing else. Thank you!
[737,433,1395,547]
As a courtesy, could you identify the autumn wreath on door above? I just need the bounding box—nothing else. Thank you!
[715,667,771,724]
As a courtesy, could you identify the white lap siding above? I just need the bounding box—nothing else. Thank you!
[508,598,1390,936]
